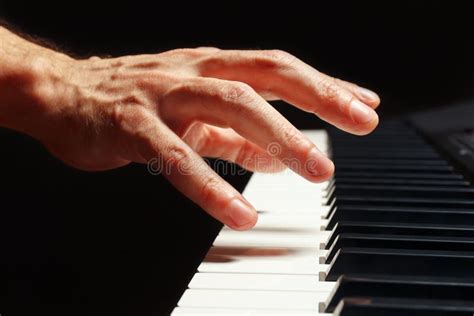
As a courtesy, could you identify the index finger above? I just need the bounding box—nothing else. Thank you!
[127,113,258,231]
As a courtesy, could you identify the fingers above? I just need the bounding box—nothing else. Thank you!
[160,77,334,182]
[334,78,380,109]
[198,50,379,135]
[182,123,286,173]
[133,116,258,231]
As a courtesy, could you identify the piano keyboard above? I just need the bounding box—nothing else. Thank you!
[172,122,474,315]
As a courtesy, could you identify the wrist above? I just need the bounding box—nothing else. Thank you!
[0,29,76,138]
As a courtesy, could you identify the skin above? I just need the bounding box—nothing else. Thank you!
[0,26,380,231]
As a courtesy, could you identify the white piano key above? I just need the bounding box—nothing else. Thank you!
[189,273,335,292]
[304,130,329,145]
[245,180,329,189]
[254,210,330,217]
[222,214,328,231]
[172,307,331,315]
[203,245,326,260]
[243,197,329,213]
[243,175,330,212]
[172,130,332,315]
[214,227,330,247]
[220,214,328,235]
[243,170,328,187]
[244,181,329,193]
[253,205,331,214]
[244,177,328,194]
[199,258,327,275]
[244,173,329,186]
[178,289,328,310]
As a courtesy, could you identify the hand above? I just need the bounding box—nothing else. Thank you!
[3,42,380,230]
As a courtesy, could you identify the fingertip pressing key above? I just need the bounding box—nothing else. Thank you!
[226,198,258,230]
[305,147,335,181]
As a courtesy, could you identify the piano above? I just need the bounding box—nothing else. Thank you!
[172,100,474,315]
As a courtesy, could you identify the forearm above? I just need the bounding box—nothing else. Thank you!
[0,26,72,136]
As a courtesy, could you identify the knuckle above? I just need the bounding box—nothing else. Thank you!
[281,128,313,156]
[258,49,296,68]
[162,81,197,104]
[167,48,213,59]
[119,92,146,106]
[333,77,346,87]
[219,82,255,104]
[111,105,152,133]
[108,63,127,81]
[167,48,193,55]
[263,49,290,61]
[134,77,149,89]
[162,145,196,176]
[281,127,300,145]
[199,176,222,206]
[135,73,181,99]
[162,79,215,113]
[195,46,221,53]
[319,77,343,104]
[166,145,191,169]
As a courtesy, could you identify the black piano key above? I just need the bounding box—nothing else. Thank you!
[332,129,417,136]
[332,158,449,166]
[324,234,474,263]
[331,125,416,132]
[325,222,474,249]
[334,164,454,173]
[333,172,464,180]
[323,248,474,282]
[334,148,437,155]
[335,129,419,135]
[333,297,474,316]
[333,178,470,187]
[325,183,336,198]
[330,138,430,145]
[330,126,416,136]
[334,145,428,150]
[326,178,336,187]
[334,196,474,209]
[333,185,474,199]
[330,138,427,147]
[329,137,424,144]
[325,179,336,193]
[331,151,440,159]
[325,206,474,229]
[323,274,474,313]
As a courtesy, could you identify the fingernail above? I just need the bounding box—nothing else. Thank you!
[306,147,334,177]
[357,86,379,102]
[227,199,256,228]
[350,99,376,124]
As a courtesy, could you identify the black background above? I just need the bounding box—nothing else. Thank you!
[0,1,473,315]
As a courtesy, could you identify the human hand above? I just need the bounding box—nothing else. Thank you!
[3,42,379,230]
